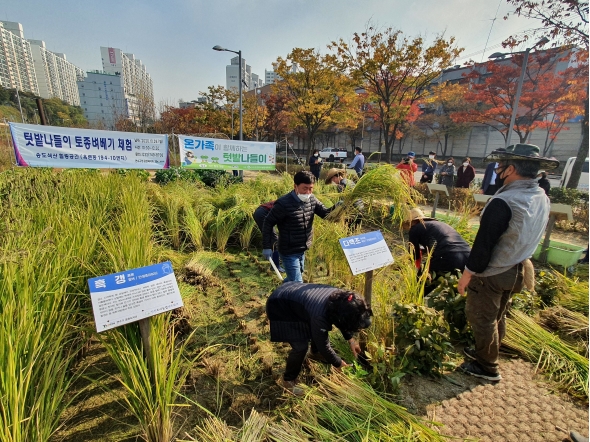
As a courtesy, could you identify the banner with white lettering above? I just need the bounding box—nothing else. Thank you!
[178,135,276,170]
[10,122,169,169]
[88,261,183,332]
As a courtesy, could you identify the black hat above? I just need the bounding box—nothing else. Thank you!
[486,144,559,170]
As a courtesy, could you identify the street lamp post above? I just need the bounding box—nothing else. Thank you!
[213,45,243,142]
[489,37,549,147]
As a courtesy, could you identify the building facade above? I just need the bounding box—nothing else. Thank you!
[99,47,155,125]
[77,71,127,129]
[0,21,38,94]
[226,56,263,92]
[28,40,84,106]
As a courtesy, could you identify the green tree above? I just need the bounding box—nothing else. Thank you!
[505,0,588,188]
[273,48,359,155]
[330,26,462,163]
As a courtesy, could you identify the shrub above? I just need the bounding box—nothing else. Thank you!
[392,303,454,375]
[425,272,474,345]
[549,187,589,232]
[154,167,241,187]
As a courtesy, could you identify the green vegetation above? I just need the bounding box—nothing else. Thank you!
[0,165,587,441]
[0,85,87,126]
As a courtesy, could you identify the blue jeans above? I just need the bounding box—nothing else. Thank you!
[280,252,305,282]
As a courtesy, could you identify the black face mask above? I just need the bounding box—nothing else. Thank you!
[495,167,506,188]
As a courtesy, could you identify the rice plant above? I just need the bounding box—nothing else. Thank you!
[184,374,447,441]
[554,271,589,316]
[283,373,447,441]
[0,169,117,441]
[327,165,421,227]
[504,310,589,399]
[99,175,196,441]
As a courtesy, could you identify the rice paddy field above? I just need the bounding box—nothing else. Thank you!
[0,152,587,441]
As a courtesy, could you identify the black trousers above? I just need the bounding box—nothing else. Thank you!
[284,340,318,381]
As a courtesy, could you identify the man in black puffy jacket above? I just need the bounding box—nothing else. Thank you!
[262,171,333,282]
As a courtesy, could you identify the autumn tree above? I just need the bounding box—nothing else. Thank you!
[413,82,472,156]
[330,26,462,162]
[505,0,588,187]
[273,48,360,155]
[156,106,201,134]
[453,50,585,147]
[260,91,290,142]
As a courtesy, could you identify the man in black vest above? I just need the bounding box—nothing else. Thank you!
[458,144,558,381]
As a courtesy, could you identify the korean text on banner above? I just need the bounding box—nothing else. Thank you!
[179,135,276,171]
[9,122,169,169]
[88,261,183,332]
[339,231,394,275]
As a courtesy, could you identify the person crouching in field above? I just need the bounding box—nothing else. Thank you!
[266,282,372,396]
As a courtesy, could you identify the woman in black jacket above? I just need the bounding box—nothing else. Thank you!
[266,282,371,395]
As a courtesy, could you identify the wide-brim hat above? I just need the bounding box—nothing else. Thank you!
[404,207,434,223]
[486,144,559,170]
[325,168,344,184]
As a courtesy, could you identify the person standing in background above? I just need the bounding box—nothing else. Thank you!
[438,157,456,188]
[396,156,417,187]
[348,147,365,177]
[481,161,501,195]
[537,171,551,195]
[420,151,437,183]
[456,157,476,188]
[309,149,322,180]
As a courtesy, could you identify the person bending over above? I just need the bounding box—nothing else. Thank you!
[266,282,372,395]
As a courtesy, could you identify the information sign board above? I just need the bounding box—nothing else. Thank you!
[339,231,394,275]
[88,261,183,332]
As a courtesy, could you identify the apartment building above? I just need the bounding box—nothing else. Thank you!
[226,56,263,92]
[77,70,128,129]
[28,40,84,106]
[100,46,155,123]
[0,21,38,94]
[264,63,299,85]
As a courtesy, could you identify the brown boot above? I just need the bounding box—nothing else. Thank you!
[280,379,304,396]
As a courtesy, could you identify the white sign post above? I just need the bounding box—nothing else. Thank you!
[88,261,183,333]
[339,231,394,306]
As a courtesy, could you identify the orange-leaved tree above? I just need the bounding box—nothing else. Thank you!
[273,48,360,156]
[414,82,473,157]
[505,0,588,187]
[329,26,462,162]
[452,50,585,147]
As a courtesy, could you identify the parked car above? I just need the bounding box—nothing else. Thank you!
[559,157,589,191]
[319,147,348,162]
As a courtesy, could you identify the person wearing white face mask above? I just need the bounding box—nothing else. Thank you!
[456,157,476,188]
[437,157,456,188]
[420,151,438,183]
[261,171,335,282]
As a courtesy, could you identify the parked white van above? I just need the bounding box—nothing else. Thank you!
[559,157,589,191]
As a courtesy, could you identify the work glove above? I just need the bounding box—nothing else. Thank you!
[262,249,273,260]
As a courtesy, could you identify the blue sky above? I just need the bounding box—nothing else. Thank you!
[3,0,536,107]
